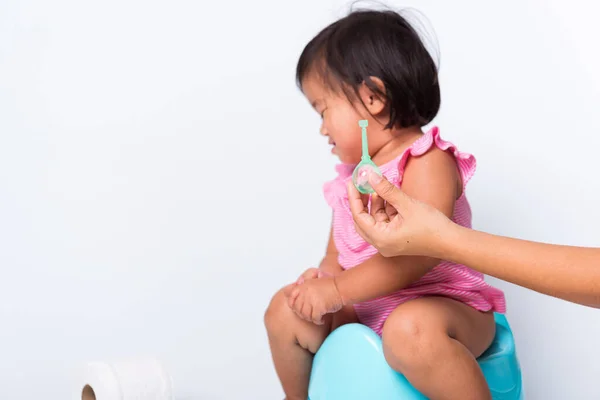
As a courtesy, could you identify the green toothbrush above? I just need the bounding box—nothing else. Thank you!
[352,119,382,194]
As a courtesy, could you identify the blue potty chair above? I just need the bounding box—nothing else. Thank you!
[308,313,523,400]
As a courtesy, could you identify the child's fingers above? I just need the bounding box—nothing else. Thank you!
[301,268,319,282]
[283,283,295,297]
[312,308,325,325]
[301,302,313,322]
[317,270,332,278]
[291,300,302,319]
[286,286,300,310]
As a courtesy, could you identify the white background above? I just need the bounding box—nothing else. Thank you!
[1,0,600,398]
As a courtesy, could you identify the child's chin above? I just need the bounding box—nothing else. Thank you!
[335,154,359,164]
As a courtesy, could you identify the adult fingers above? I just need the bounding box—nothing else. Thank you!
[370,193,389,223]
[368,173,412,211]
[347,181,376,229]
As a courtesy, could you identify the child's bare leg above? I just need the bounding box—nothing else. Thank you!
[264,287,357,400]
[382,297,496,400]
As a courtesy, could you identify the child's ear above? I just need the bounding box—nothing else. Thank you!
[358,77,387,116]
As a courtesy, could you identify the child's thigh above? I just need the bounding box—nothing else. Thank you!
[382,296,495,358]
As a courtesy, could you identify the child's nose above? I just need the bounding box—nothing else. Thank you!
[320,124,328,136]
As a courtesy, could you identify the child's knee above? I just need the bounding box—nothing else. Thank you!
[381,307,446,371]
[264,288,293,335]
[264,287,331,353]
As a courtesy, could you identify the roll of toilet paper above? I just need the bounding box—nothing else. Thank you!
[77,357,174,400]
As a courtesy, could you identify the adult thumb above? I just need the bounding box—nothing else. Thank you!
[368,172,410,208]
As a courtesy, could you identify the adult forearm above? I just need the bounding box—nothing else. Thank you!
[443,225,600,308]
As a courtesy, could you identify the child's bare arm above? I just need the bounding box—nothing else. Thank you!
[295,223,342,284]
[335,148,461,305]
[319,224,344,275]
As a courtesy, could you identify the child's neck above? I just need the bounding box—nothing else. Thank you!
[370,125,423,166]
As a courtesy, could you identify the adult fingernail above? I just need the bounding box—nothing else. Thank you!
[369,171,382,184]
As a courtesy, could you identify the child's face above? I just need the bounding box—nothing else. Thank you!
[302,74,370,164]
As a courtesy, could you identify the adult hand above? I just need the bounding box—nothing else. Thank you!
[346,172,455,258]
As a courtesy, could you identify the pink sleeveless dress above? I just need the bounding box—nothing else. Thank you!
[323,126,506,335]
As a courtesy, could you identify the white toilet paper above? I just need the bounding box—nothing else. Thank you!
[77,357,174,400]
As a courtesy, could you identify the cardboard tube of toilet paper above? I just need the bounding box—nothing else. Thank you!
[78,357,174,400]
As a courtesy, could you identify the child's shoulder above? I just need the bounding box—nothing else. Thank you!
[383,127,476,196]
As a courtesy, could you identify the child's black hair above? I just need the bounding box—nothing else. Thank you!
[296,9,440,129]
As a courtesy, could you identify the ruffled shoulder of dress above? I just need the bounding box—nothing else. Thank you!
[322,126,476,207]
[380,126,477,188]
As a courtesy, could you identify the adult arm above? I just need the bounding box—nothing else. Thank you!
[443,226,600,308]
[347,173,600,308]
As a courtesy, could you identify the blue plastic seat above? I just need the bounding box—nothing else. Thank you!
[308,313,523,400]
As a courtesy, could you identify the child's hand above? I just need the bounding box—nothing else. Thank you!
[295,268,318,285]
[295,267,332,285]
[284,276,343,325]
